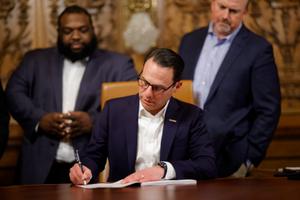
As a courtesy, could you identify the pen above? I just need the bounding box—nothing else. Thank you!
[75,149,87,185]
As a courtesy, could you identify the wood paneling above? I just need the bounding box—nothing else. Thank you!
[259,115,300,170]
[0,123,22,186]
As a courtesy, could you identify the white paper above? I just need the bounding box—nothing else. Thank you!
[142,179,197,186]
[76,180,140,189]
[76,179,197,189]
[285,167,300,171]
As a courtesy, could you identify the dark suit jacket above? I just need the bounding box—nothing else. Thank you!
[0,82,9,158]
[82,95,216,182]
[179,25,281,177]
[6,47,137,184]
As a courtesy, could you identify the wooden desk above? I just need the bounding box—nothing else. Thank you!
[1,177,300,200]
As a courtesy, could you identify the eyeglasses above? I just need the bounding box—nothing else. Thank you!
[138,76,175,94]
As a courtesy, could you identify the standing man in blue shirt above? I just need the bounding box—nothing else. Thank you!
[179,0,281,177]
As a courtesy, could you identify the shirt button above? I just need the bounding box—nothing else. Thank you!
[201,81,206,85]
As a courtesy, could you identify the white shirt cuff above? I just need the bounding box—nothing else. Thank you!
[35,122,39,132]
[163,161,176,180]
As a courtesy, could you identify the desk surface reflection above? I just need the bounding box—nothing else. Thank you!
[1,177,300,200]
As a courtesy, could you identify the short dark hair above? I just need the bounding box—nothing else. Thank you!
[143,48,184,82]
[57,5,93,29]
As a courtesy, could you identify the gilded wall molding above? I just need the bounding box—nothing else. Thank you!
[245,0,300,113]
[0,0,30,83]
[159,0,210,51]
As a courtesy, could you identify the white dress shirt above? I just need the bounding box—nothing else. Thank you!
[55,58,86,163]
[135,101,176,179]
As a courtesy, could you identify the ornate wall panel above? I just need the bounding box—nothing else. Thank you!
[0,0,30,84]
[158,0,211,51]
[246,0,300,113]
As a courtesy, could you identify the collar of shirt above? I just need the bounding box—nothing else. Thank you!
[138,100,170,120]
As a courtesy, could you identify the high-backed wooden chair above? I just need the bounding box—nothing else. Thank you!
[99,80,195,182]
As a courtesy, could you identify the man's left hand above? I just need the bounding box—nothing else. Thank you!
[122,166,164,184]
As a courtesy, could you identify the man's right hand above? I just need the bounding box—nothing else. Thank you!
[69,163,92,185]
[39,112,67,137]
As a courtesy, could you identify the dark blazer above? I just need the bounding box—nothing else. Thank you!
[0,82,9,158]
[179,25,281,177]
[82,95,216,182]
[6,47,137,184]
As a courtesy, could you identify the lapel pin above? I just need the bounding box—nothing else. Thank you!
[169,119,177,123]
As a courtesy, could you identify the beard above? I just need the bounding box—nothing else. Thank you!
[57,35,98,62]
[214,20,232,37]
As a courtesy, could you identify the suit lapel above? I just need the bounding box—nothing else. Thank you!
[75,51,102,110]
[52,50,64,112]
[205,25,249,106]
[160,98,179,161]
[125,95,139,171]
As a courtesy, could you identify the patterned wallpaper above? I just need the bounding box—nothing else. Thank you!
[0,0,300,113]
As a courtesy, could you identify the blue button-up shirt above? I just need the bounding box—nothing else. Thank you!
[193,22,242,108]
